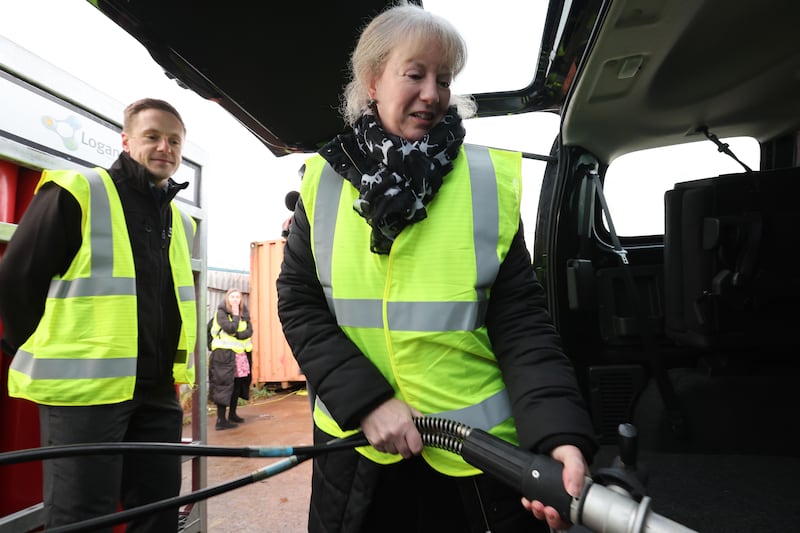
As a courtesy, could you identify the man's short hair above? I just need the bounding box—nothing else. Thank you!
[123,98,186,135]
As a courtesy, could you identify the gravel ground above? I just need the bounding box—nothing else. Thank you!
[181,388,313,533]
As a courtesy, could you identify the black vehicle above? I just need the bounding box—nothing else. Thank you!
[88,0,800,530]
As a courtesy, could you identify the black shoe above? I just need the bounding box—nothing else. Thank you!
[215,419,238,430]
[229,414,245,423]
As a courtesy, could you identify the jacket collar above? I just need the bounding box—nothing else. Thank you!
[109,152,189,201]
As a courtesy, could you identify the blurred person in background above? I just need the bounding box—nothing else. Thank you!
[282,189,300,238]
[209,288,253,429]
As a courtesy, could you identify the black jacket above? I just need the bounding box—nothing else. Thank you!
[208,302,253,405]
[0,152,189,389]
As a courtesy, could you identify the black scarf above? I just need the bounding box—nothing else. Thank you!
[321,107,465,254]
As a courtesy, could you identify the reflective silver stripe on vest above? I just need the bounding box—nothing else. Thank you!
[170,203,195,365]
[212,337,246,350]
[48,168,136,298]
[331,299,487,332]
[175,207,196,303]
[12,349,137,379]
[465,143,500,303]
[178,208,194,258]
[315,165,343,315]
[178,285,195,303]
[49,276,136,298]
[314,144,498,331]
[329,299,383,328]
[431,388,511,429]
[314,387,511,432]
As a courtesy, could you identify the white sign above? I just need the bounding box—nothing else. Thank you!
[0,72,199,205]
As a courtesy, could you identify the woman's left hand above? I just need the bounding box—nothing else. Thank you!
[521,444,587,531]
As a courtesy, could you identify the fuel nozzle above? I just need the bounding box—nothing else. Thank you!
[460,427,574,523]
[415,417,697,533]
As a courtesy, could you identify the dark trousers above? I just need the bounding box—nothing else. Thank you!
[38,383,183,532]
[361,455,547,533]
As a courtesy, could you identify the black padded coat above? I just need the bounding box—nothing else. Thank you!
[208,304,253,405]
[276,174,598,532]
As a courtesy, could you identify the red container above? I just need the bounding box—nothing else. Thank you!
[0,160,43,520]
[0,354,43,520]
[15,168,41,223]
[0,160,18,223]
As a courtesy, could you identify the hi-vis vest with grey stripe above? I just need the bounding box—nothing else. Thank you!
[210,312,253,353]
[305,144,523,476]
[8,167,197,405]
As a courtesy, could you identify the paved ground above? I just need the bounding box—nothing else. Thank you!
[181,388,313,533]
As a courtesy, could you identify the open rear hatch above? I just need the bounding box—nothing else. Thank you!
[86,0,599,156]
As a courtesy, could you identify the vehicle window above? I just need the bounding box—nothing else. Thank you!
[424,0,544,95]
[602,137,761,236]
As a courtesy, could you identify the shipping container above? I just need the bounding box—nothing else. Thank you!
[249,239,305,387]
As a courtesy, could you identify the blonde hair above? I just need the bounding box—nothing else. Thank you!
[340,3,476,126]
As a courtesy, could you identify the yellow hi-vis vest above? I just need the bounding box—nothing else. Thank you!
[210,313,253,353]
[303,144,522,476]
[7,167,197,406]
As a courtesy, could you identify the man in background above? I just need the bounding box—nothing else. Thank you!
[0,98,197,531]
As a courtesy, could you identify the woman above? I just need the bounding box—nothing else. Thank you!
[209,288,253,430]
[277,4,597,532]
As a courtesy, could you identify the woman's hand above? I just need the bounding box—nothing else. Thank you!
[521,444,587,531]
[361,398,424,458]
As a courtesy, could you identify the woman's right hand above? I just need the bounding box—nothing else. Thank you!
[361,398,423,458]
[522,444,587,531]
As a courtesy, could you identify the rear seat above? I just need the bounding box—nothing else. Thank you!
[633,166,800,454]
[663,167,800,351]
